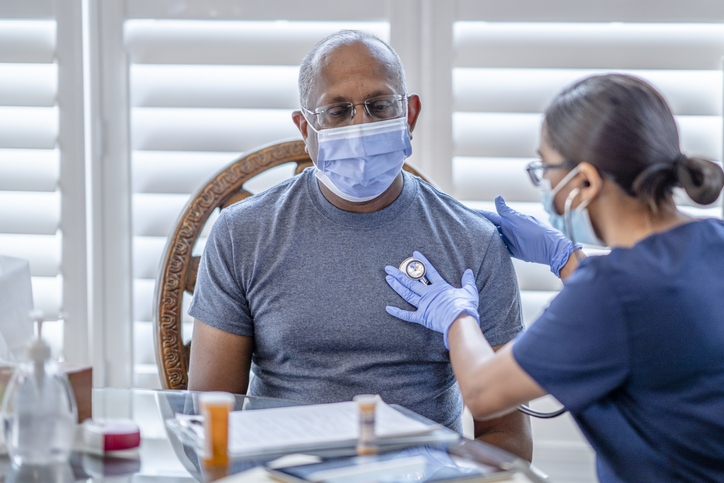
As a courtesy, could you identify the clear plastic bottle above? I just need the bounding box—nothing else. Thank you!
[1,318,77,466]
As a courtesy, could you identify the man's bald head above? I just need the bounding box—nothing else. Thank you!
[298,30,407,109]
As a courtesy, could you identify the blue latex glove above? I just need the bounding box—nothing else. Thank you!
[477,196,581,278]
[385,251,479,349]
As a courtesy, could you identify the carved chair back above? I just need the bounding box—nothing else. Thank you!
[153,139,429,389]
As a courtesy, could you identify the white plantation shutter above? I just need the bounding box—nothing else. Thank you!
[0,0,86,363]
[451,2,724,479]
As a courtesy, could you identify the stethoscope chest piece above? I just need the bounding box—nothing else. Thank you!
[399,257,431,285]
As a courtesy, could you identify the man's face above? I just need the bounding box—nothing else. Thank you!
[293,41,419,165]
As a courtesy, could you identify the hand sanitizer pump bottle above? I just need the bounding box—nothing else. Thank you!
[1,315,78,466]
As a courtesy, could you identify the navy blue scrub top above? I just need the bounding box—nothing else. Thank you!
[513,219,724,482]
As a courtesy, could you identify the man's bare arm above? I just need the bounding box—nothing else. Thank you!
[471,343,532,462]
[188,319,253,394]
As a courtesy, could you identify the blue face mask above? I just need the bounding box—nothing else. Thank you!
[540,166,605,247]
[308,117,412,202]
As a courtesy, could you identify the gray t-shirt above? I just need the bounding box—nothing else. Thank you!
[188,168,523,432]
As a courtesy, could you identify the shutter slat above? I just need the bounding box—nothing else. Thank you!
[133,236,166,280]
[125,20,388,65]
[0,233,60,277]
[454,112,542,158]
[132,194,189,237]
[0,192,59,234]
[131,108,301,152]
[453,157,538,202]
[454,68,723,116]
[454,112,722,161]
[133,279,154,323]
[126,0,389,22]
[677,116,723,162]
[132,195,221,238]
[0,106,58,149]
[0,64,57,107]
[0,20,55,63]
[455,23,724,70]
[131,65,299,109]
[134,320,155,365]
[132,151,237,194]
[0,149,59,191]
[0,0,53,19]
[31,275,61,317]
[457,0,724,23]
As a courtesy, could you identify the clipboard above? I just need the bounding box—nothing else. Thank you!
[166,400,460,459]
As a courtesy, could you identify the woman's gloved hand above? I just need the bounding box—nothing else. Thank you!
[477,195,581,278]
[385,251,479,349]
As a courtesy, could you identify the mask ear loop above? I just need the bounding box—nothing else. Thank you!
[565,187,593,263]
[564,187,579,243]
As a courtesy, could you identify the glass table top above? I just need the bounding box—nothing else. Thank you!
[0,388,538,483]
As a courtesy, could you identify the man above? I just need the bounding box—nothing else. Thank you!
[187,30,531,460]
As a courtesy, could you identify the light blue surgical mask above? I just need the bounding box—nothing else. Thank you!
[308,117,412,202]
[539,166,605,247]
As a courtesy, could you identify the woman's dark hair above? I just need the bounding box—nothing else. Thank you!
[544,74,724,210]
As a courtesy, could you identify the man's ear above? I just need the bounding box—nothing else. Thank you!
[292,110,309,143]
[406,94,422,135]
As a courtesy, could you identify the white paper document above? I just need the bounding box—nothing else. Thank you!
[174,400,439,457]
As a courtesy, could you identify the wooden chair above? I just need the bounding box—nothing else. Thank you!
[153,139,429,389]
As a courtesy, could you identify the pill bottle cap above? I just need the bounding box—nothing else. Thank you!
[353,394,379,409]
[199,392,235,407]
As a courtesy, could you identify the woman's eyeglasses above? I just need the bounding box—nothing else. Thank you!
[526,159,577,186]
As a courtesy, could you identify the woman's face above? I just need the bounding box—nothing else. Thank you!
[538,126,581,215]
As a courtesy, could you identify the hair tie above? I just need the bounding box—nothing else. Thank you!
[673,153,687,173]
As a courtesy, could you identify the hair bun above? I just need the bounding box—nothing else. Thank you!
[678,156,724,205]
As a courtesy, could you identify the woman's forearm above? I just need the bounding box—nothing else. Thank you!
[447,314,498,413]
[447,314,547,420]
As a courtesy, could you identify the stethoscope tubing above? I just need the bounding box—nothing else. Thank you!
[518,404,567,419]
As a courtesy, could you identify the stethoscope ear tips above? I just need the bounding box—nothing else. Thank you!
[399,257,431,285]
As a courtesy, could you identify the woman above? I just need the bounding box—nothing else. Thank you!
[384,74,724,482]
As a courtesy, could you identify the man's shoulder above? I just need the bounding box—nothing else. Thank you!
[408,173,498,238]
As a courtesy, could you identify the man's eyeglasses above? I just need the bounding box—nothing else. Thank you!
[526,159,577,186]
[302,94,408,129]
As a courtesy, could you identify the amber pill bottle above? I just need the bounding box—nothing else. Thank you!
[199,392,235,466]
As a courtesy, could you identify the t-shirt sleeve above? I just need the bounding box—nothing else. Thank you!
[512,260,629,413]
[187,211,254,336]
[476,232,525,346]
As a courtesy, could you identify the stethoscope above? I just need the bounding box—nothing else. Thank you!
[399,258,566,419]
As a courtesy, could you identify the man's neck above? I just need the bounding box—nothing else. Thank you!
[317,173,404,213]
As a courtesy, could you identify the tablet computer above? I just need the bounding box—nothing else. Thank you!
[266,445,514,483]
